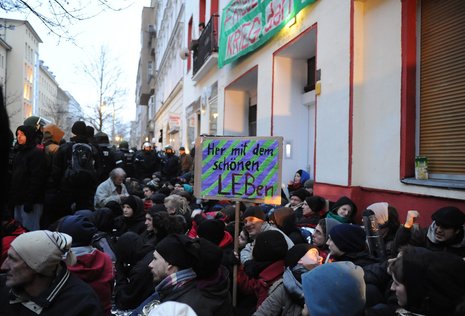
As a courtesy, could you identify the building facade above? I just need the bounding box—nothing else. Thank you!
[1,18,42,131]
[138,0,465,223]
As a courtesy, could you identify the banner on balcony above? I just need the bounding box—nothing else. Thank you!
[218,0,316,68]
[194,136,283,204]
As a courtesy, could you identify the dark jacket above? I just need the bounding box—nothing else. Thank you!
[114,232,155,310]
[0,264,103,316]
[393,223,465,258]
[113,196,146,238]
[9,125,47,206]
[196,266,234,316]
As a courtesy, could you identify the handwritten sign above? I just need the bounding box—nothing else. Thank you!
[218,0,317,68]
[194,136,283,204]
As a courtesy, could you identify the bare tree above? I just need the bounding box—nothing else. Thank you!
[0,0,133,40]
[80,45,128,141]
[40,89,70,127]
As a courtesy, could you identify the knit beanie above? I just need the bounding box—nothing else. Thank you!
[431,206,465,229]
[366,202,389,225]
[71,121,87,136]
[194,237,223,278]
[303,179,314,189]
[290,188,310,203]
[58,215,98,247]
[155,234,198,270]
[285,243,313,268]
[305,196,326,213]
[197,219,225,245]
[151,193,167,204]
[302,261,365,316]
[253,230,288,262]
[11,230,76,277]
[329,224,366,253]
[242,206,265,221]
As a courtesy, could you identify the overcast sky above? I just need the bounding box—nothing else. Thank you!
[5,1,149,122]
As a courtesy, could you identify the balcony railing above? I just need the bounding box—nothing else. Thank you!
[193,15,219,76]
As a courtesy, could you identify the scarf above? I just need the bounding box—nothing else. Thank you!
[155,268,197,294]
[326,211,350,224]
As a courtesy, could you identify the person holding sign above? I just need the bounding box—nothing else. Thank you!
[240,206,294,265]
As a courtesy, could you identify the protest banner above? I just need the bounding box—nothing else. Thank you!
[194,136,283,205]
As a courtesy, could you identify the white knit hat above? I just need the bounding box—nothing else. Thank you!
[11,230,76,277]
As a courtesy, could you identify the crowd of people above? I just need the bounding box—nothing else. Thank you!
[1,116,465,316]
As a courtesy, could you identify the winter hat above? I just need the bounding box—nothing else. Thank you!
[305,196,326,213]
[105,200,123,217]
[71,121,87,136]
[290,188,310,203]
[91,208,115,233]
[396,249,465,315]
[43,124,64,143]
[324,218,342,241]
[302,261,365,316]
[148,301,197,316]
[182,184,193,194]
[58,215,98,247]
[149,204,167,213]
[122,195,139,212]
[242,206,265,221]
[197,219,225,245]
[285,243,313,268]
[155,234,198,270]
[329,224,366,253]
[86,125,95,138]
[303,179,314,189]
[179,146,185,151]
[253,230,288,262]
[194,237,223,278]
[271,207,293,227]
[151,193,167,204]
[11,230,76,277]
[366,202,389,225]
[431,206,465,229]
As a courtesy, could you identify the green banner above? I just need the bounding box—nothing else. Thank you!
[218,0,316,68]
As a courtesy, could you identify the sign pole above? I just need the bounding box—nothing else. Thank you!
[232,200,240,307]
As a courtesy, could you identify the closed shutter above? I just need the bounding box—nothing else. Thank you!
[419,0,465,177]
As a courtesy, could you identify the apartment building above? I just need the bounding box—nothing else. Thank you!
[138,0,465,222]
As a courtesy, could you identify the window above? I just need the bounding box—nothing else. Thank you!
[417,0,465,180]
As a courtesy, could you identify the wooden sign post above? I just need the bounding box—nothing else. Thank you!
[194,136,283,306]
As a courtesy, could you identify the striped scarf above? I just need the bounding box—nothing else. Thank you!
[155,268,197,293]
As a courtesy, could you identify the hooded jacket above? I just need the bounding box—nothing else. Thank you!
[68,246,114,315]
[9,125,47,205]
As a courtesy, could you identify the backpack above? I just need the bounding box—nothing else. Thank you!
[64,143,96,185]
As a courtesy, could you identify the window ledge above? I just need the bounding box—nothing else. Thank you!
[401,178,465,190]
